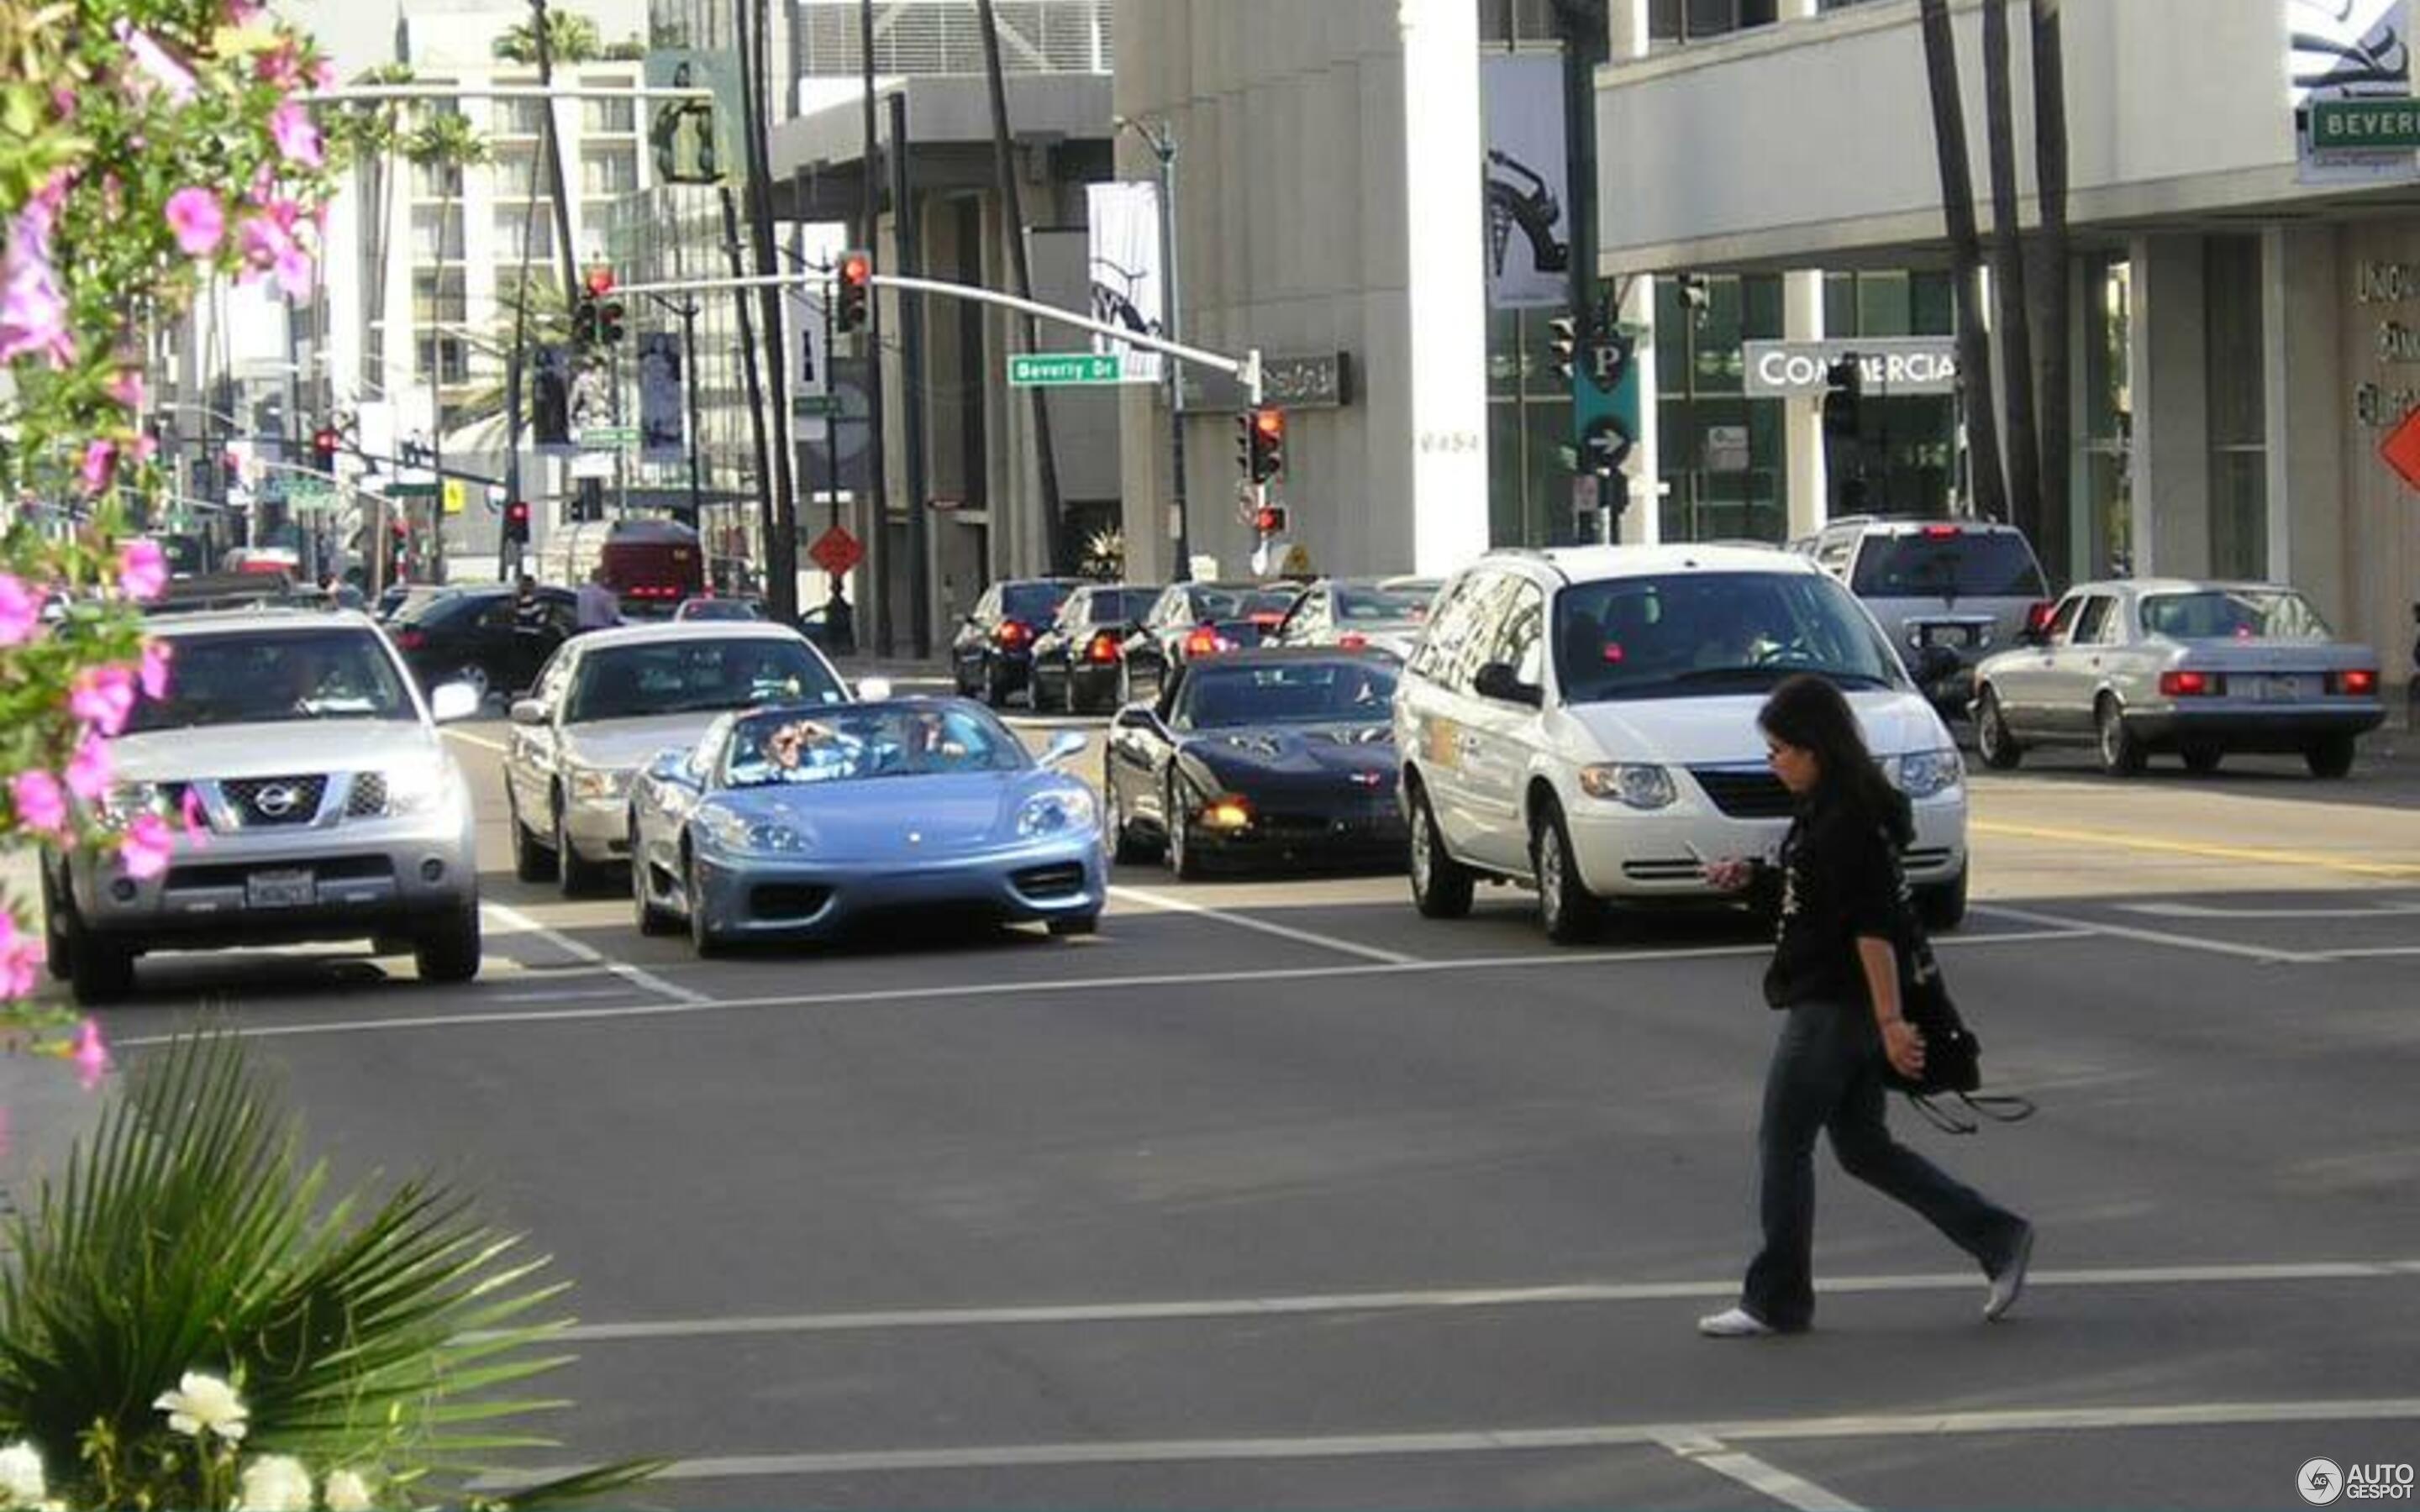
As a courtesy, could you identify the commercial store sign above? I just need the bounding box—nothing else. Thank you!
[1742,339,1960,397]
[1179,351,1355,412]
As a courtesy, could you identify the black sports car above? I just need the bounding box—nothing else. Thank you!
[1102,648,1406,878]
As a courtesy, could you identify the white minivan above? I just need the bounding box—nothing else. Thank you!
[1392,545,1970,942]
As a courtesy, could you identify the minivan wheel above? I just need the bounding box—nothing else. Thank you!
[2096,698,2146,777]
[1531,799,1603,945]
[1407,784,1474,919]
[1974,690,2023,771]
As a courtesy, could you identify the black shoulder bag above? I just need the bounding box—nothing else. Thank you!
[1881,840,2036,1135]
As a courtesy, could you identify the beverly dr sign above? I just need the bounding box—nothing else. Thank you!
[1743,338,1960,396]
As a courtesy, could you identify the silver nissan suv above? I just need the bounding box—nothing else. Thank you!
[1797,517,2051,713]
[41,609,483,1003]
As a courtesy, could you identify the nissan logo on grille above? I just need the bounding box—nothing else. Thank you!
[252,783,303,817]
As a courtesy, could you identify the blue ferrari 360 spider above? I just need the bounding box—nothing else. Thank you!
[626,699,1103,954]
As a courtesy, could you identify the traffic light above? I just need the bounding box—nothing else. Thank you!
[837,250,871,332]
[1823,354,1863,440]
[580,266,624,346]
[1246,407,1286,485]
[502,499,531,545]
[1547,314,1579,383]
[572,291,598,346]
[309,426,339,475]
[597,295,626,345]
[1253,502,1288,537]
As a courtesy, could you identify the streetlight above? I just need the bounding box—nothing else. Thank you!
[1113,113,1189,582]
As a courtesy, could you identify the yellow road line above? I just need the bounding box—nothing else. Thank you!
[1972,819,2420,879]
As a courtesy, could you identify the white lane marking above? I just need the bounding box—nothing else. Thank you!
[2317,946,2420,958]
[493,987,648,1003]
[514,1258,2420,1343]
[443,727,509,754]
[2123,900,2420,920]
[480,1398,2420,1485]
[1975,903,2334,963]
[1660,1435,1866,1512]
[1109,883,1419,964]
[479,901,710,1005]
[108,927,2088,1047]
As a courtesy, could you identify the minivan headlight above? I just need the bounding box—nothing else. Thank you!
[1897,748,1965,798]
[1576,763,1676,810]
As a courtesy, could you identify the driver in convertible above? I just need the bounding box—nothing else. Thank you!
[764,717,864,782]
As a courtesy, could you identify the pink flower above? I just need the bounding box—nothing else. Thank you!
[80,439,117,495]
[312,57,337,89]
[181,785,209,841]
[71,665,139,736]
[0,211,74,369]
[271,242,314,298]
[119,812,174,879]
[255,43,301,88]
[66,732,113,801]
[226,0,266,22]
[0,574,39,646]
[11,770,68,834]
[139,639,173,699]
[269,102,324,168]
[108,367,147,409]
[118,539,167,601]
[118,24,198,103]
[0,917,39,1000]
[165,187,225,257]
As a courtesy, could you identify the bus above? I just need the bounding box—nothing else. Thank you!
[537,517,706,617]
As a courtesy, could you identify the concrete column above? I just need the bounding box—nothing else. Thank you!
[2263,224,2346,622]
[2129,234,2211,580]
[1784,269,1828,538]
[1608,0,1651,59]
[1400,0,1489,575]
[1618,271,1660,544]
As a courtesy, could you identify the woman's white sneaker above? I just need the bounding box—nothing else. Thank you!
[1697,1306,1778,1338]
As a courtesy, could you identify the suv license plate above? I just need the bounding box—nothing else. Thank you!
[1918,625,1975,648]
[245,869,315,908]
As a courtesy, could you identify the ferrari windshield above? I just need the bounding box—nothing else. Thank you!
[1177,659,1398,728]
[1553,572,1905,703]
[720,703,1026,786]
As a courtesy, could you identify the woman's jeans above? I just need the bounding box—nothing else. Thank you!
[1742,999,2027,1331]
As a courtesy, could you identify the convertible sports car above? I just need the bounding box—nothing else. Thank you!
[626,699,1104,953]
[1102,648,1406,877]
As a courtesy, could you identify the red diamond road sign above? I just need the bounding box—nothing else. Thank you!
[808,526,862,576]
[2381,407,2420,491]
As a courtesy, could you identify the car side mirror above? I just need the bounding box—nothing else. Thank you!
[646,748,693,785]
[857,676,893,701]
[430,682,482,724]
[1113,706,1157,731]
[1040,730,1086,767]
[1474,661,1543,708]
[1912,643,1963,687]
[508,698,549,726]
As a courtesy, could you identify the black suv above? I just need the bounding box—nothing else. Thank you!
[388,585,574,704]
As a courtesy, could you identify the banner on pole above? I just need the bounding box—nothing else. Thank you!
[639,331,685,465]
[1086,181,1165,385]
[1481,54,1571,309]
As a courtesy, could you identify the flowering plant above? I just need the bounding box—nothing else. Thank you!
[1,0,343,1028]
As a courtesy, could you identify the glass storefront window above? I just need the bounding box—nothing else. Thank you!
[2204,236,2266,580]
[2081,254,2133,579]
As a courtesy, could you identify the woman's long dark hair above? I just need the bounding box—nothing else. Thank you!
[1758,674,1912,845]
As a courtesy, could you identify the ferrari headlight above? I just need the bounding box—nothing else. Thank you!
[1576,763,1676,810]
[1016,788,1097,838]
[1897,748,1965,799]
[566,763,633,803]
[702,811,808,853]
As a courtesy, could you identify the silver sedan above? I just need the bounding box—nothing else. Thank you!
[1970,578,2385,778]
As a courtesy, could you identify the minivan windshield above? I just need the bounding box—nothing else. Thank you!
[1552,572,1906,703]
[1851,531,2046,599]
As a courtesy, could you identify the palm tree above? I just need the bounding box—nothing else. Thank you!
[1982,0,2039,536]
[976,0,1069,572]
[403,108,491,575]
[1917,0,2009,523]
[494,8,601,64]
[2028,0,2074,584]
[324,65,417,411]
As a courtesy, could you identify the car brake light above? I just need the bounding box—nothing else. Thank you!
[995,620,1032,647]
[2330,668,2379,696]
[2024,601,2057,634]
[1086,632,1122,664]
[2160,669,2219,696]
[1183,627,1228,659]
[1249,612,1286,628]
[1338,633,1368,649]
[396,628,427,650]
[1923,523,1960,538]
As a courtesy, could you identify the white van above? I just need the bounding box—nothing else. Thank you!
[1392,545,1970,942]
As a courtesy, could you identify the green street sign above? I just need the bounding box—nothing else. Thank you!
[1009,352,1123,386]
[792,394,842,418]
[2312,98,2420,150]
[581,427,640,447]
[286,480,338,510]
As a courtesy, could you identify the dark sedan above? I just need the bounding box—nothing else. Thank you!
[1103,648,1406,878]
[950,577,1081,706]
[1118,580,1306,706]
[1030,584,1164,715]
[388,585,575,704]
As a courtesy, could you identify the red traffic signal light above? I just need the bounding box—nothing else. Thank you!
[837,250,871,332]
[502,498,532,544]
[310,427,339,473]
[1247,407,1286,484]
[584,266,616,297]
[1252,503,1288,536]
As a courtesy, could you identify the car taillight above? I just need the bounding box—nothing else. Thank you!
[2329,668,2379,696]
[2024,601,2057,635]
[1086,632,1122,664]
[1338,633,1368,649]
[1183,626,1228,659]
[2160,669,2220,697]
[396,628,427,650]
[1923,523,1960,539]
[995,620,1032,647]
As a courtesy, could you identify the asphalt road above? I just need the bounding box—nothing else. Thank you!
[88,711,2420,1511]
